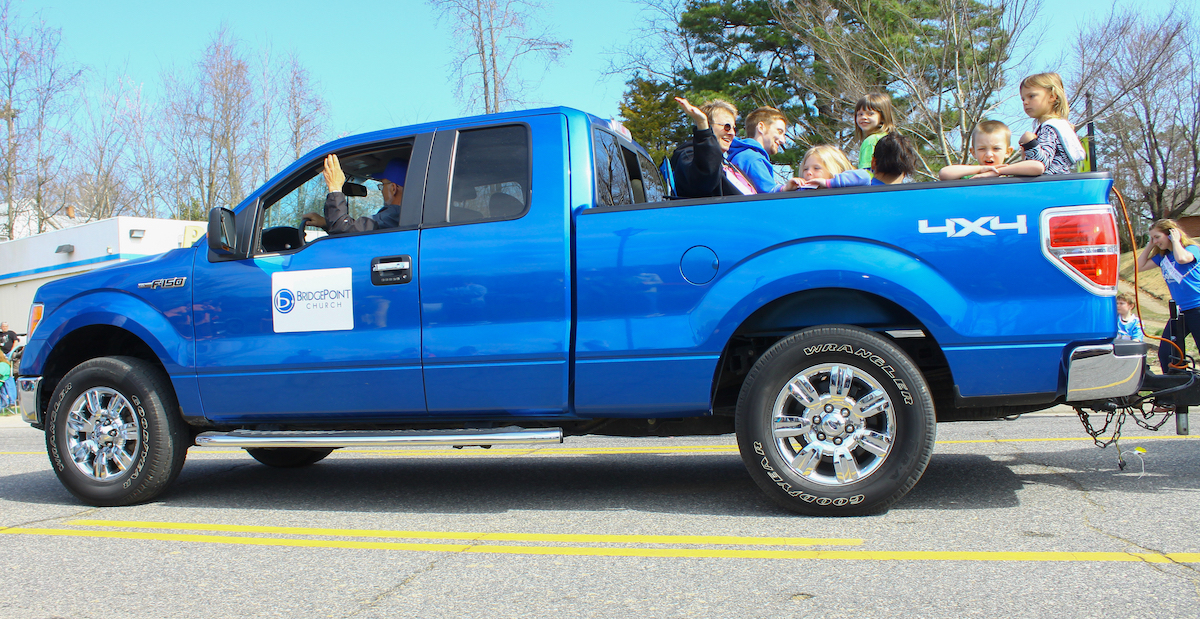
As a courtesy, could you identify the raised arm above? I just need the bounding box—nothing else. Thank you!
[1170,229,1196,264]
[674,97,709,130]
[1136,241,1159,272]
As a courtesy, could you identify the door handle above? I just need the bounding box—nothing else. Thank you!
[371,254,412,285]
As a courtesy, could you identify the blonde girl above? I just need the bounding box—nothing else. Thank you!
[853,93,896,170]
[1137,219,1200,372]
[998,73,1085,176]
[799,145,852,182]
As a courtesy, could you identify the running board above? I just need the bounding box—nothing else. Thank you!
[194,426,563,449]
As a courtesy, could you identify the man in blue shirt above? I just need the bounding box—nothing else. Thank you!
[727,107,789,193]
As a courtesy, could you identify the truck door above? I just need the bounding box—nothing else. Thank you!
[191,136,430,423]
[418,116,572,416]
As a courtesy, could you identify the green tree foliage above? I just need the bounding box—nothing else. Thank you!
[618,76,691,163]
[617,0,1037,178]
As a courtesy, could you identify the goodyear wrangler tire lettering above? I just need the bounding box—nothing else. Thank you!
[45,357,188,507]
[736,325,935,516]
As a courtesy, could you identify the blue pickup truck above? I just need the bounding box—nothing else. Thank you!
[15,107,1143,515]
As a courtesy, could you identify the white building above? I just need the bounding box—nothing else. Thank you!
[0,217,205,339]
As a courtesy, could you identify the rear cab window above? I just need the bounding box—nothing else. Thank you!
[592,126,666,207]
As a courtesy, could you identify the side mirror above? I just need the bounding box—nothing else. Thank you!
[208,207,242,258]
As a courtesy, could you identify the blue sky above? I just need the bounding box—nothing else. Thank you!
[32,0,1172,139]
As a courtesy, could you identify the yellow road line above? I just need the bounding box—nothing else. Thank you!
[64,520,859,547]
[937,435,1200,445]
[4,527,1197,563]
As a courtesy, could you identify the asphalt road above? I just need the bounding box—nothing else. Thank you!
[2,409,1198,619]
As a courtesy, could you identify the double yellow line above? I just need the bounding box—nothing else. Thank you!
[4,520,1198,563]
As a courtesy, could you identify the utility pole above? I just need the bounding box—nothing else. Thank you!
[1085,92,1097,172]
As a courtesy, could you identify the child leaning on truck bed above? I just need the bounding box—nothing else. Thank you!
[939,120,1014,180]
[803,133,917,188]
[799,145,853,183]
[1003,73,1086,176]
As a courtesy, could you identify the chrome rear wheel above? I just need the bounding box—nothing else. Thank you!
[770,363,896,486]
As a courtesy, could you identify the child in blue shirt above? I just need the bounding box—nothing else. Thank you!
[803,133,917,189]
[1116,294,1143,341]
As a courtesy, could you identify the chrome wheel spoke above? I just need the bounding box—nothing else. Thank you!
[786,376,820,407]
[93,450,110,478]
[85,390,103,415]
[833,448,860,483]
[67,411,94,435]
[793,444,822,476]
[830,365,853,398]
[104,397,125,419]
[116,421,135,441]
[859,431,892,457]
[111,448,133,472]
[773,415,813,438]
[852,389,889,422]
[70,440,96,463]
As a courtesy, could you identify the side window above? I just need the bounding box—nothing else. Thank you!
[635,152,667,203]
[257,142,414,253]
[263,173,378,233]
[448,125,529,224]
[593,129,634,207]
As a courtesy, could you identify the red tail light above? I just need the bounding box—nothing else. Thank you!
[1041,206,1119,295]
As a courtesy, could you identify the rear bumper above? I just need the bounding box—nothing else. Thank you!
[1065,340,1144,401]
[18,376,42,427]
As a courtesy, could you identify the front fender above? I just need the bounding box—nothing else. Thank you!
[24,290,193,376]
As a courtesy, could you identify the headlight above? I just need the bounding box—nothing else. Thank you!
[26,303,43,338]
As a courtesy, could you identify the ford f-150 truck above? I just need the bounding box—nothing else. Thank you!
[15,107,1146,516]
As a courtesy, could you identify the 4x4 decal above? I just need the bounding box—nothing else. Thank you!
[919,215,1027,237]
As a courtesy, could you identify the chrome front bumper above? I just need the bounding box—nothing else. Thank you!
[17,376,42,426]
[1065,341,1145,401]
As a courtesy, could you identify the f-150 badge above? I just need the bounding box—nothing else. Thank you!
[137,277,188,289]
[919,215,1027,237]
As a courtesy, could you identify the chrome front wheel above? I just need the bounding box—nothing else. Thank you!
[46,356,188,506]
[64,387,142,480]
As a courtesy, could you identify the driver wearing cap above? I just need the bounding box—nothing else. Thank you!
[302,154,408,234]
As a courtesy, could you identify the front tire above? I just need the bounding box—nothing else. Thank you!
[45,356,188,506]
[735,326,935,516]
[246,447,333,467]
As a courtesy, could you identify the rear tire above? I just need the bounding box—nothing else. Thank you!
[246,447,334,467]
[735,325,935,516]
[45,356,188,506]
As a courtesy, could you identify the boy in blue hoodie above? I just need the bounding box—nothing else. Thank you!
[728,107,789,193]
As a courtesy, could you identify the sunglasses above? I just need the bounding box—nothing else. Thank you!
[715,123,736,132]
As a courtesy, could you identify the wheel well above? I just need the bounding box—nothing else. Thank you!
[711,288,953,416]
[39,325,174,417]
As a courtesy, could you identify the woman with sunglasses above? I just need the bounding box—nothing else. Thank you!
[667,97,757,198]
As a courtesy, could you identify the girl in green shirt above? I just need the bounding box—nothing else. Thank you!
[854,93,897,170]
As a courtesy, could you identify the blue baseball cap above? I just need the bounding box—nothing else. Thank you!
[372,159,408,187]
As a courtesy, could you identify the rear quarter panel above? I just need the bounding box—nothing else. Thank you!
[573,175,1114,415]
